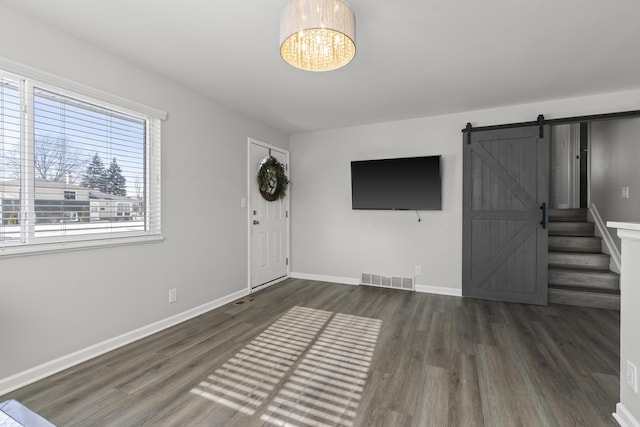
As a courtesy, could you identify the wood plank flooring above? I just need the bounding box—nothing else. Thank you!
[1,279,620,426]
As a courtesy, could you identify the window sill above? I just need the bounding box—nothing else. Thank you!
[0,234,165,259]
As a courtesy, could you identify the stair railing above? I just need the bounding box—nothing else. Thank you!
[589,203,622,274]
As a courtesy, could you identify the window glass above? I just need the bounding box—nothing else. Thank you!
[0,69,162,253]
[0,77,21,243]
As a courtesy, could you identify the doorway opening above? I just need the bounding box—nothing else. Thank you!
[549,123,586,209]
[463,112,640,309]
[547,117,640,309]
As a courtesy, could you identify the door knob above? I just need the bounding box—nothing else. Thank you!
[253,220,260,225]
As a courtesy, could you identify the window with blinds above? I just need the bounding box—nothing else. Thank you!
[0,68,163,254]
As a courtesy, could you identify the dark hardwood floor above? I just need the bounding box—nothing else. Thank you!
[1,279,620,426]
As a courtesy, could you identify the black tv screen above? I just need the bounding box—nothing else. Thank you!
[351,155,441,210]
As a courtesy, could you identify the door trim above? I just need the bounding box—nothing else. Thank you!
[247,137,290,293]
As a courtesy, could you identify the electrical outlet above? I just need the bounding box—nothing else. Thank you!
[169,288,177,303]
[415,265,422,276]
[627,360,638,393]
[621,186,630,199]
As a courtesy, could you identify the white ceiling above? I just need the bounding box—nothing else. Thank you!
[3,0,640,134]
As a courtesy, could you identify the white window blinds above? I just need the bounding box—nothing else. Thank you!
[0,68,163,255]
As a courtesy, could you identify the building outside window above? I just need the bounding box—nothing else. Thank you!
[116,202,132,217]
[0,65,164,253]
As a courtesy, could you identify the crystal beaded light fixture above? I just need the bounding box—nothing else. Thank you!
[280,0,356,72]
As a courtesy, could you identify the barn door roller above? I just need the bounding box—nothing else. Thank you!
[537,114,545,139]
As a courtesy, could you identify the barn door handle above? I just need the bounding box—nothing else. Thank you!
[540,203,547,229]
[253,220,260,225]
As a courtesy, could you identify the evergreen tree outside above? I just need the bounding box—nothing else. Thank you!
[106,157,127,196]
[81,153,107,192]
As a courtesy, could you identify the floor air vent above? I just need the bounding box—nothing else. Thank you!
[361,273,414,291]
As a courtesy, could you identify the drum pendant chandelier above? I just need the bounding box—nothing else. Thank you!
[280,0,356,72]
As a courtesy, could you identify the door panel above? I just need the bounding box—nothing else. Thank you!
[249,141,289,290]
[550,124,580,208]
[463,126,549,305]
[579,122,588,208]
[272,230,282,264]
[258,232,268,267]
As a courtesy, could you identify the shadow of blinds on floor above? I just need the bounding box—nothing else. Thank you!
[261,313,381,427]
[191,306,333,415]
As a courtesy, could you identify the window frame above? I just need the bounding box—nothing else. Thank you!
[0,60,165,257]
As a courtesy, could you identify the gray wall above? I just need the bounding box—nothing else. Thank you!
[590,118,640,250]
[290,119,462,289]
[0,6,287,381]
[290,96,640,292]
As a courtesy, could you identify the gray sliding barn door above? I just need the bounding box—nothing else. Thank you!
[463,126,549,305]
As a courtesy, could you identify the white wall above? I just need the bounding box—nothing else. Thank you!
[590,118,640,251]
[290,119,462,289]
[610,225,640,426]
[290,91,640,292]
[0,7,287,385]
[620,232,640,426]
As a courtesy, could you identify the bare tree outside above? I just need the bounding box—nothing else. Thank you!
[33,136,86,182]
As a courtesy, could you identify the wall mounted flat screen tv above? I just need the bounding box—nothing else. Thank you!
[351,155,441,210]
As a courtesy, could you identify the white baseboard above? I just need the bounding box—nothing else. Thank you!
[289,272,462,297]
[614,403,640,427]
[289,272,360,286]
[0,288,249,396]
[415,284,463,297]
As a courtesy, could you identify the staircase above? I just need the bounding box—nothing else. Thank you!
[547,208,620,310]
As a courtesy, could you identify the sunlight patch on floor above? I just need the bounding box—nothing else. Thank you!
[261,313,381,427]
[191,306,332,415]
[190,306,381,425]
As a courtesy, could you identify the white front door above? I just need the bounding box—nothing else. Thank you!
[249,139,289,290]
